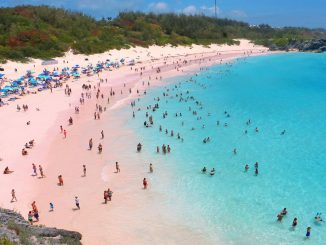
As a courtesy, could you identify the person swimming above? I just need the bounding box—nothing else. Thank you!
[245,164,249,172]
[292,217,298,228]
[281,208,287,216]
[277,213,283,222]
[315,213,323,222]
[210,168,215,176]
[202,167,207,173]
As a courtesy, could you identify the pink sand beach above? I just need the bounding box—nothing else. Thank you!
[0,40,272,244]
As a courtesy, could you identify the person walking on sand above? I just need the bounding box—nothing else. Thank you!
[49,202,54,212]
[33,209,39,222]
[149,163,153,173]
[75,196,80,209]
[32,163,37,176]
[39,165,44,178]
[83,165,86,177]
[143,178,148,189]
[101,130,104,139]
[63,129,67,138]
[115,162,120,173]
[11,189,17,202]
[107,188,113,201]
[104,191,108,204]
[98,143,103,154]
[60,125,63,133]
[32,201,37,211]
[89,138,93,150]
[58,175,64,186]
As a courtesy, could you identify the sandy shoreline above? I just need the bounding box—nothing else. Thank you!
[0,40,273,244]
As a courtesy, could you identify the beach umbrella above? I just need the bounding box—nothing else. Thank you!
[29,78,38,86]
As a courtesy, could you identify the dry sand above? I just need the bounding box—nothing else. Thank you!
[0,40,271,244]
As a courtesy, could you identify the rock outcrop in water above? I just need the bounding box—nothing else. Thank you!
[297,39,326,52]
[270,38,326,52]
[0,208,82,244]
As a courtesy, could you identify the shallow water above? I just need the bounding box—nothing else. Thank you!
[122,53,326,244]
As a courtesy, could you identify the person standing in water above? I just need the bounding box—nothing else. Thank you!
[292,217,298,228]
[306,227,311,239]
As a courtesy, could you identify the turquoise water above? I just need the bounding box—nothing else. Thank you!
[126,53,326,244]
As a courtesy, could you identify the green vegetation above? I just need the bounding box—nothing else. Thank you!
[0,237,14,245]
[0,5,325,62]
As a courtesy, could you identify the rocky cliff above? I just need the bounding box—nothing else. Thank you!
[0,208,82,245]
[269,38,326,52]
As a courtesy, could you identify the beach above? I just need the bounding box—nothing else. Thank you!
[0,40,271,244]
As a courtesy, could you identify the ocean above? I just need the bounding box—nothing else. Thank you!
[121,53,326,244]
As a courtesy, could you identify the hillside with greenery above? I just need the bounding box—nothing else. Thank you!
[0,5,325,62]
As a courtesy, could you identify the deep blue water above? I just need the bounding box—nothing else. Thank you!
[126,53,326,244]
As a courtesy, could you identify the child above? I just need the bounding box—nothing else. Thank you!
[306,227,311,239]
[49,202,54,212]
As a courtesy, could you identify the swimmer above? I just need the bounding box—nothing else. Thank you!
[202,167,207,173]
[292,217,298,228]
[315,213,323,222]
[210,168,215,176]
[245,164,249,172]
[281,208,287,216]
[277,213,283,222]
